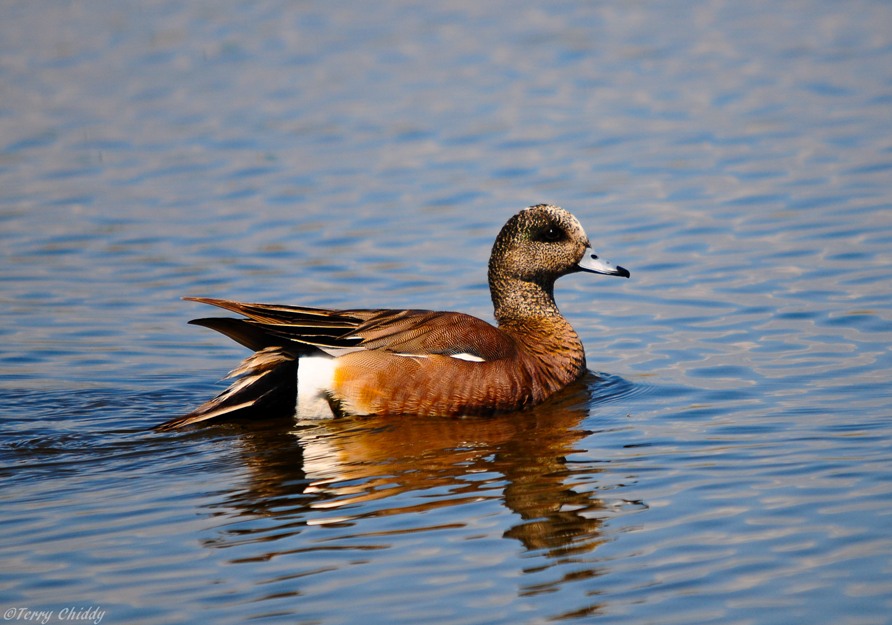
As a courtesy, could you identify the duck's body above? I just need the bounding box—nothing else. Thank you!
[156,205,628,431]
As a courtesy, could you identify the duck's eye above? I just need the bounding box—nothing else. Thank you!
[538,226,564,243]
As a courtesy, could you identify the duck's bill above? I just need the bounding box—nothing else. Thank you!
[577,252,630,278]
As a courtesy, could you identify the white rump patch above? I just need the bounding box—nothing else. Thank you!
[296,356,337,419]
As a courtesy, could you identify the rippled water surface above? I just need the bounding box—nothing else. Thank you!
[2,2,891,624]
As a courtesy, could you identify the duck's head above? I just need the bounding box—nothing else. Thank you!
[489,204,629,288]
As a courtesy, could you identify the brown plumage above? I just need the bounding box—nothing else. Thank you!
[156,204,629,431]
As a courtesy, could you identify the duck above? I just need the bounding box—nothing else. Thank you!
[156,204,629,431]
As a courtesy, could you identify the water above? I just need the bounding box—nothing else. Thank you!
[2,1,891,623]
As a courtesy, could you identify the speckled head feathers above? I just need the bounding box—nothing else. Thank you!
[488,204,592,286]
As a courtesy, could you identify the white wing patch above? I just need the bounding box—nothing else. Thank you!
[391,352,485,362]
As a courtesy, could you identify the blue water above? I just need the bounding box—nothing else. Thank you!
[2,2,891,624]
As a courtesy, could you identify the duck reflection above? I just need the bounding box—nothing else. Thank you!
[213,372,609,559]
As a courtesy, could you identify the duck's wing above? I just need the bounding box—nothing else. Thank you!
[346,308,516,361]
[183,297,516,361]
[183,297,374,353]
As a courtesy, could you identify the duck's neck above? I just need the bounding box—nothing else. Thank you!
[490,275,587,383]
[491,275,561,323]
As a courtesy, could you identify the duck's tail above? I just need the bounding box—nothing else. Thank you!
[155,347,297,431]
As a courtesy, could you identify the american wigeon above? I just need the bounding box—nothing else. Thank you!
[156,204,629,431]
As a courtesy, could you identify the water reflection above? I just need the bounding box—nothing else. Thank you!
[207,373,613,569]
